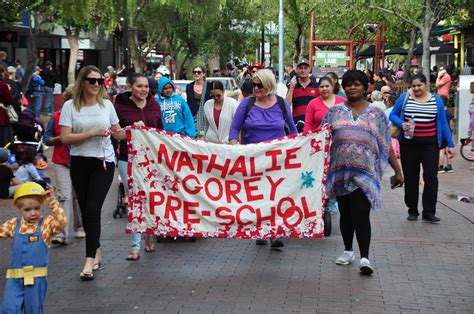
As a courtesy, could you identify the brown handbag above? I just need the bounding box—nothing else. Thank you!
[390,90,410,138]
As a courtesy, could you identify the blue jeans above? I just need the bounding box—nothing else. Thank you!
[118,160,141,250]
[43,86,54,115]
[33,92,43,117]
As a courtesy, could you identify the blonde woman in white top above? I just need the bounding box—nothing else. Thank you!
[203,80,238,143]
[59,65,124,281]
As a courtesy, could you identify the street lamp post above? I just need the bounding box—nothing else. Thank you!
[121,0,130,70]
[278,0,284,83]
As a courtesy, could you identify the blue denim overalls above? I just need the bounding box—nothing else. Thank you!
[1,217,49,314]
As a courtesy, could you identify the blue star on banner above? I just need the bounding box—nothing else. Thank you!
[300,171,315,189]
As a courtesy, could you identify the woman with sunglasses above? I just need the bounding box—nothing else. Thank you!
[59,65,122,281]
[114,73,163,260]
[304,76,346,133]
[186,66,212,136]
[229,69,297,249]
[203,81,238,143]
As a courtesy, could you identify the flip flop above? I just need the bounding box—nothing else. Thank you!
[144,237,155,252]
[126,252,140,261]
[80,271,94,281]
[92,262,102,271]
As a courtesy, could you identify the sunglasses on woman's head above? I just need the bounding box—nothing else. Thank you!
[252,82,264,89]
[193,70,202,75]
[85,78,104,85]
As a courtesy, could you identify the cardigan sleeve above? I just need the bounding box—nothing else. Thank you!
[389,93,407,128]
[435,96,455,148]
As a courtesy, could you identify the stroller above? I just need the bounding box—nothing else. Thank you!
[113,174,127,219]
[6,123,46,166]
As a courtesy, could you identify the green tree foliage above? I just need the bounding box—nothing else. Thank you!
[134,0,263,77]
[368,0,469,79]
[53,0,119,84]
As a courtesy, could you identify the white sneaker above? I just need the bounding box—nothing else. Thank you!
[359,258,374,275]
[335,251,355,265]
[75,230,86,238]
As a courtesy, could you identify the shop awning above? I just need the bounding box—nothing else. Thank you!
[356,45,407,57]
[413,42,459,55]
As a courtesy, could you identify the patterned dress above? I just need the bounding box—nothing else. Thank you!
[322,103,391,209]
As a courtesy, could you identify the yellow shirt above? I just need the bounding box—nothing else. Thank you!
[0,197,67,246]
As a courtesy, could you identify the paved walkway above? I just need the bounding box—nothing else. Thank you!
[0,157,473,313]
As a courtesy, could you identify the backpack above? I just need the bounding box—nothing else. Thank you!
[241,95,291,143]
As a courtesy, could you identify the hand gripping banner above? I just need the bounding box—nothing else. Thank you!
[126,126,330,239]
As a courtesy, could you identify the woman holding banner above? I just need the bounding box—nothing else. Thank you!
[229,69,297,249]
[322,70,403,275]
[59,65,122,280]
[114,73,163,260]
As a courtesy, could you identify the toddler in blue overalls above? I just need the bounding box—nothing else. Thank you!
[0,182,66,314]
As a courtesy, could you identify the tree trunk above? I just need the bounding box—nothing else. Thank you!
[292,24,305,66]
[129,31,142,73]
[21,13,40,94]
[178,53,191,79]
[65,27,79,85]
[421,0,433,80]
[404,29,417,83]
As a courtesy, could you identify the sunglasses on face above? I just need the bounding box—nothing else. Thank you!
[85,77,104,85]
[252,82,264,89]
[193,70,203,75]
[210,94,223,99]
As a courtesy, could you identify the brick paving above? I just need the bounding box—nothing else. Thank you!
[0,157,473,313]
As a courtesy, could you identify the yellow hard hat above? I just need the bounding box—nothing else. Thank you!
[13,182,46,206]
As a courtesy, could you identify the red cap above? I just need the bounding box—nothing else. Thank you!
[249,63,263,71]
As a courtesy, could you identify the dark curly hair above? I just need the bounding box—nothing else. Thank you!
[341,70,369,92]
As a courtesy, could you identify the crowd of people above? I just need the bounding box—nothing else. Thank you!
[1,54,473,312]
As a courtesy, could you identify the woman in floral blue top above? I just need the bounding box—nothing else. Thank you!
[322,70,403,275]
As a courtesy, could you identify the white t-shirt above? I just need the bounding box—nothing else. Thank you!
[59,99,119,162]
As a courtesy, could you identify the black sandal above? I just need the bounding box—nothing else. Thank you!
[126,251,140,261]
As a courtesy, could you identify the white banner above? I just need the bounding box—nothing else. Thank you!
[126,127,330,239]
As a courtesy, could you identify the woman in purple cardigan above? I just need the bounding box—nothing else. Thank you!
[229,69,297,249]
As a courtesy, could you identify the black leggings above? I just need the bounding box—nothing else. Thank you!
[70,156,114,258]
[399,142,438,217]
[337,189,371,259]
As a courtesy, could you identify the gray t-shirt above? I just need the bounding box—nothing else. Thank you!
[59,99,119,162]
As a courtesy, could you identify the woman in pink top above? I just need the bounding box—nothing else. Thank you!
[304,76,346,132]
[436,66,451,99]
